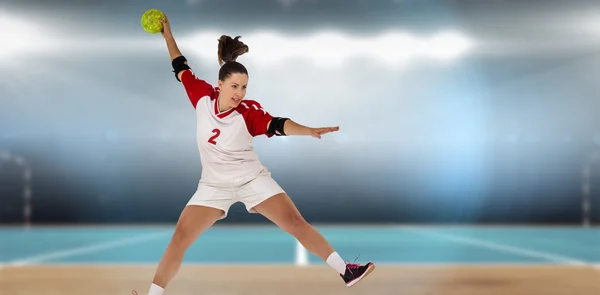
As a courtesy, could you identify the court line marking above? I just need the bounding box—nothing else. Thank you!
[295,240,308,266]
[1,226,597,271]
[0,230,172,268]
[400,226,589,266]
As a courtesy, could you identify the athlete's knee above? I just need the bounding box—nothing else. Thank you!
[283,214,311,237]
[169,222,197,250]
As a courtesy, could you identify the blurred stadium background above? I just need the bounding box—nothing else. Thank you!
[1,0,600,294]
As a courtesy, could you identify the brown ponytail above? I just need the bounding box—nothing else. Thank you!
[217,35,249,66]
[217,35,250,81]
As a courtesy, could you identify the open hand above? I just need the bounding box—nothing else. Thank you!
[309,126,339,139]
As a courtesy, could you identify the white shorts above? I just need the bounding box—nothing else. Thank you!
[186,169,285,219]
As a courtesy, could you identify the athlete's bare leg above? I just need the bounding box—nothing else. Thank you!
[152,205,224,288]
[251,193,375,287]
[251,193,335,260]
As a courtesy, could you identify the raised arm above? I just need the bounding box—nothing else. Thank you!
[159,15,214,108]
[159,16,187,82]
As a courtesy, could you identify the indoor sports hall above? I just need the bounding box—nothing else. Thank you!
[1,1,600,294]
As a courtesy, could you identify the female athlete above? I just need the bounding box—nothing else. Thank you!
[139,14,375,295]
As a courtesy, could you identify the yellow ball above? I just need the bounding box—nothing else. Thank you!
[141,9,165,34]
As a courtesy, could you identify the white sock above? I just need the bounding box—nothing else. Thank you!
[326,251,347,274]
[148,284,164,295]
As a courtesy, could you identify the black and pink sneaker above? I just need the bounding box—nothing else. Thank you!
[340,262,375,287]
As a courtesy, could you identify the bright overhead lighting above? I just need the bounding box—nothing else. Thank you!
[0,13,60,60]
[179,29,473,67]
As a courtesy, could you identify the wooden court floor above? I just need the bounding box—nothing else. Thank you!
[1,265,599,295]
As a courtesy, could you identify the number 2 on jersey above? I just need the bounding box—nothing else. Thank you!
[208,128,220,145]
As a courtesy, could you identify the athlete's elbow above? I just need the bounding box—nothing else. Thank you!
[266,117,289,136]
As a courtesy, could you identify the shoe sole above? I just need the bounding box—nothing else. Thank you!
[345,263,375,288]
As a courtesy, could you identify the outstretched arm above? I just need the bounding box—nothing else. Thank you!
[242,100,339,139]
[268,119,339,139]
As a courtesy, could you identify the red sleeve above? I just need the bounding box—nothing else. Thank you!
[238,100,275,137]
[180,69,214,108]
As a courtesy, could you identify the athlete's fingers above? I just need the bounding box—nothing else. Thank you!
[317,127,338,135]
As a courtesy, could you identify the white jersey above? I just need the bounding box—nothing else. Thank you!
[180,69,276,186]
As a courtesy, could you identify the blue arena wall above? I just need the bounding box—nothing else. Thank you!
[1,139,599,225]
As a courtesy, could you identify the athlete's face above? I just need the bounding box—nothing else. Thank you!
[218,72,248,108]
